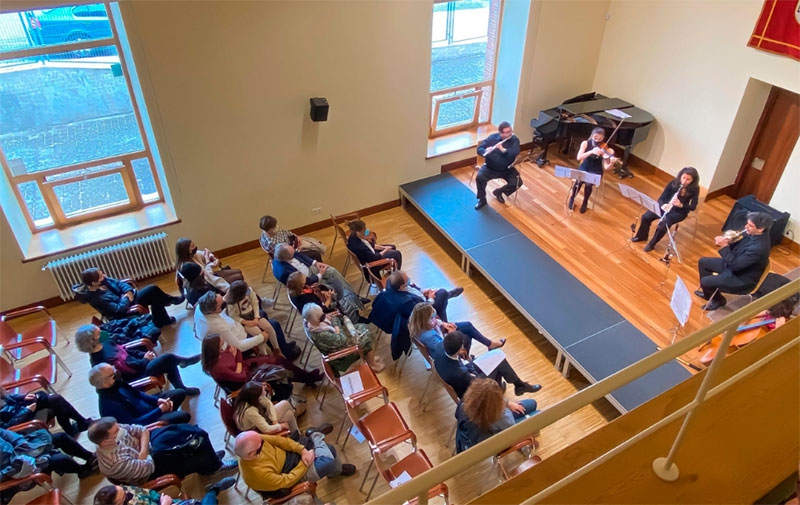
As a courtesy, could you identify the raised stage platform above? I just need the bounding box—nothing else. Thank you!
[399,172,691,413]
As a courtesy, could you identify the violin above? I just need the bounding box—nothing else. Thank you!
[596,119,625,159]
[697,315,776,365]
[721,228,746,244]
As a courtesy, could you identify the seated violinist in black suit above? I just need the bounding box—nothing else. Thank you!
[696,211,773,311]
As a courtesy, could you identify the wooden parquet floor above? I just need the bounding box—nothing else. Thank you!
[5,154,798,505]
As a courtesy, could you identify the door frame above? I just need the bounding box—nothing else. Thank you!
[731,86,783,199]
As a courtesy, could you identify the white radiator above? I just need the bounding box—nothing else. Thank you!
[43,232,174,301]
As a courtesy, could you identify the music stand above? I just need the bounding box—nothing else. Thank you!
[555,165,601,214]
[659,211,683,265]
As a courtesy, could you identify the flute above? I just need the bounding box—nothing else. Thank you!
[483,135,514,156]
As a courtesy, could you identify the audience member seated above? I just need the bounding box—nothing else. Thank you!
[89,364,191,425]
[0,426,97,499]
[234,429,355,496]
[76,324,200,395]
[370,270,463,359]
[73,268,183,328]
[259,215,326,262]
[88,417,237,485]
[0,387,92,435]
[195,292,272,355]
[175,238,244,293]
[179,262,224,307]
[455,378,538,453]
[346,219,403,278]
[225,280,300,361]
[93,477,236,505]
[287,271,365,322]
[273,245,367,312]
[408,301,505,360]
[233,381,301,435]
[201,335,322,393]
[437,331,541,399]
[302,303,384,373]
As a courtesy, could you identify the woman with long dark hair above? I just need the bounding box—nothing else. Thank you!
[232,381,300,434]
[569,127,618,214]
[175,237,243,292]
[632,166,700,252]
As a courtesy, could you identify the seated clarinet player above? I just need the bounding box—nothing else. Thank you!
[632,166,699,252]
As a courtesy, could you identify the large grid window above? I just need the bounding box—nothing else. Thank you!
[0,2,164,230]
[429,0,502,137]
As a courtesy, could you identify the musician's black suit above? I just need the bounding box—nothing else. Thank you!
[698,232,771,304]
[475,133,521,203]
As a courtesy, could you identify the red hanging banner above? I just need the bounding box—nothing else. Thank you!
[748,0,800,61]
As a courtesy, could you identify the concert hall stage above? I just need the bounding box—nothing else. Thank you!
[399,172,691,413]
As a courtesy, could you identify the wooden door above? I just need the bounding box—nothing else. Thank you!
[733,87,800,202]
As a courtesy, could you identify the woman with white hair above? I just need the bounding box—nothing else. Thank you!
[302,303,383,374]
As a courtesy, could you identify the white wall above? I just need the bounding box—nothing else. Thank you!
[593,0,800,239]
[1,0,611,310]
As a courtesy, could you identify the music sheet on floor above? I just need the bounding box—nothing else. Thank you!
[473,349,507,375]
[340,371,364,397]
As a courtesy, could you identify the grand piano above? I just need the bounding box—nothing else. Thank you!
[529,92,654,178]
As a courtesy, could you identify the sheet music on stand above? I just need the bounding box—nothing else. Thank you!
[340,371,364,397]
[618,183,640,202]
[554,165,602,186]
[670,276,692,327]
[640,195,662,216]
[473,349,507,375]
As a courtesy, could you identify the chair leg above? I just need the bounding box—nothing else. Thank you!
[419,372,434,410]
[336,415,350,443]
[286,306,297,335]
[261,260,271,284]
[329,229,338,258]
[359,458,374,492]
[54,352,73,377]
[272,283,282,309]
[469,165,479,186]
[365,470,381,500]
[342,254,350,277]
[319,380,329,409]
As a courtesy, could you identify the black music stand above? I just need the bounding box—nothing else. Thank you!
[555,165,601,215]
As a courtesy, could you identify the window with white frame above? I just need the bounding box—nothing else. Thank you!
[0,2,166,231]
[429,0,502,137]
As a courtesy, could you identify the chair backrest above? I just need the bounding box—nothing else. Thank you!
[436,372,460,405]
[219,395,241,438]
[411,336,435,369]
[751,258,772,295]
[0,320,19,347]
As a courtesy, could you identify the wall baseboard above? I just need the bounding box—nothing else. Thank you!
[706,185,735,201]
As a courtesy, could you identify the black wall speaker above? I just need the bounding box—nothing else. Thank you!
[721,194,790,247]
[309,97,329,122]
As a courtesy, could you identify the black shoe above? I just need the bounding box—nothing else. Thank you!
[630,224,637,233]
[630,237,644,243]
[643,244,654,252]
[475,199,487,210]
[359,296,372,305]
[568,197,575,210]
[207,476,236,494]
[339,463,357,477]
[155,316,177,328]
[514,383,542,396]
[694,290,709,300]
[215,450,226,461]
[284,346,302,362]
[169,295,185,306]
[447,287,464,299]
[702,298,727,311]
[493,188,505,204]
[179,354,201,368]
[184,387,201,396]
[78,455,98,479]
[304,423,334,437]
[579,203,588,214]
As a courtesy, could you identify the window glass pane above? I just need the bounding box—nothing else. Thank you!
[0,4,113,54]
[430,0,491,92]
[131,157,159,202]
[18,180,53,226]
[435,94,477,130]
[52,172,130,217]
[0,49,144,174]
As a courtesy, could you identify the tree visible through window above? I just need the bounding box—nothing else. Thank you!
[429,0,501,137]
[0,2,163,230]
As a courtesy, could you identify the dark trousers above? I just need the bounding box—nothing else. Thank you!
[366,248,403,281]
[35,394,89,436]
[570,181,595,210]
[46,432,94,475]
[260,309,294,356]
[431,289,450,322]
[134,285,174,327]
[157,389,191,424]
[635,210,687,247]
[698,257,755,302]
[151,428,222,478]
[144,353,188,390]
[486,359,523,388]
[453,322,492,351]
[476,166,521,201]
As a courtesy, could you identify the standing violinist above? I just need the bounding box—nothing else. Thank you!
[632,167,700,252]
[569,127,618,214]
[695,211,773,311]
[474,122,521,210]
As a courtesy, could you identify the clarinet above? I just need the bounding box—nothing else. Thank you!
[659,183,684,222]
